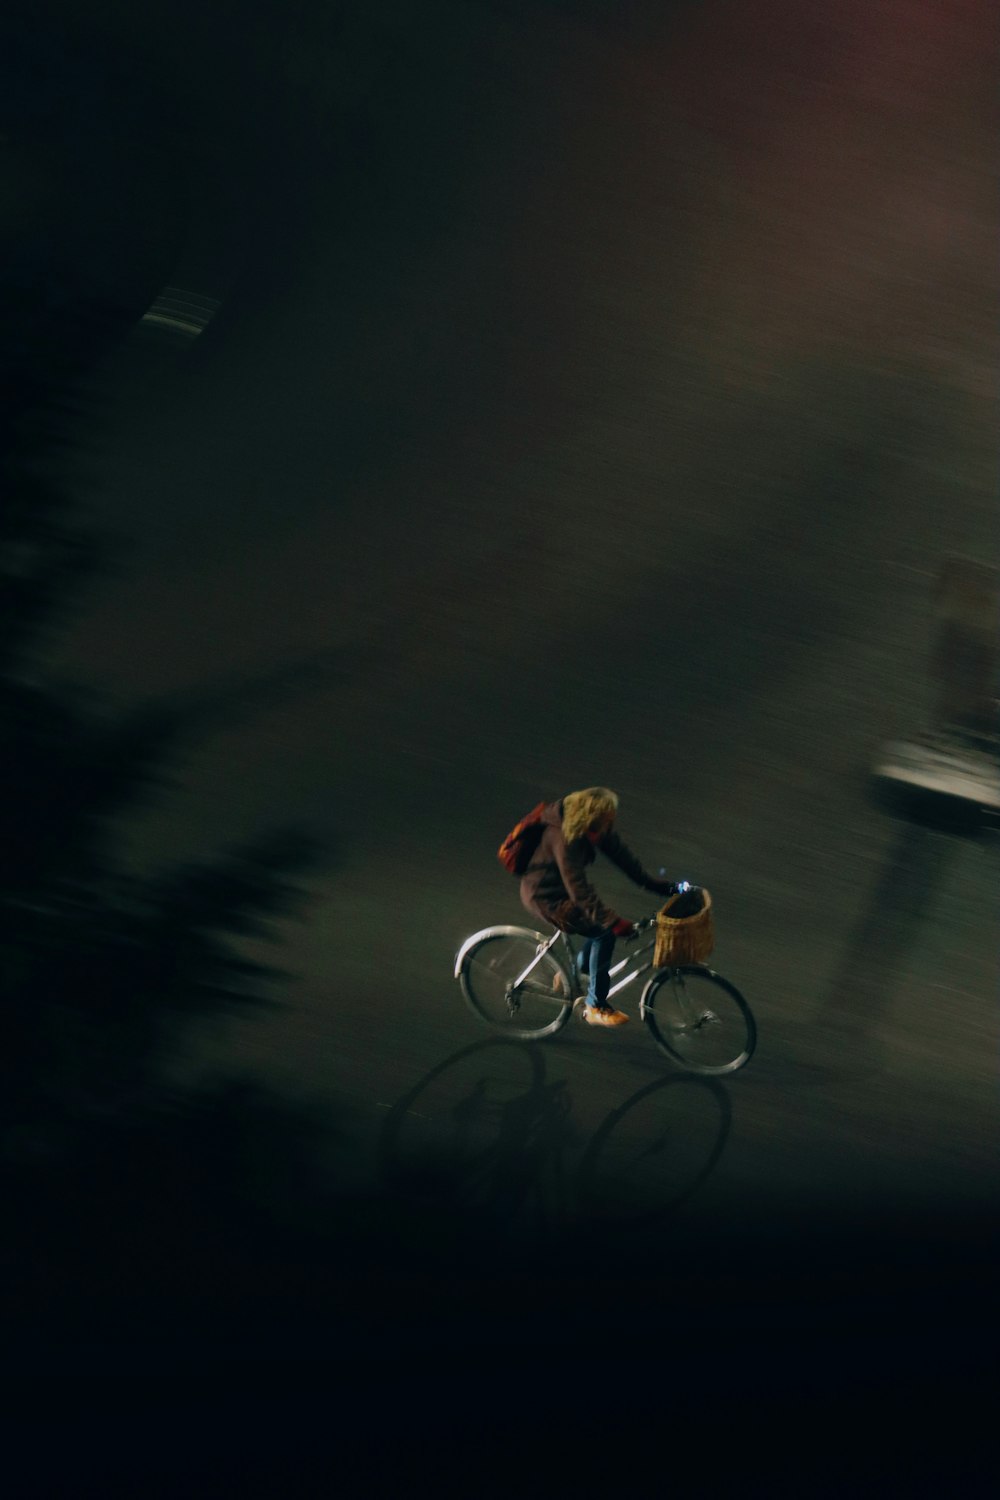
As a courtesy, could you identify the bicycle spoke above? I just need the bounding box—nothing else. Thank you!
[460,931,574,1038]
[642,966,755,1074]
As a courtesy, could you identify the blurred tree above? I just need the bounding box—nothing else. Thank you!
[0,326,351,1363]
[0,323,327,1165]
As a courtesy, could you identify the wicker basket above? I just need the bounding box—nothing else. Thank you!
[653,887,715,967]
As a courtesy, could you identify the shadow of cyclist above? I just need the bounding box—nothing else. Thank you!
[378,1037,581,1247]
[574,1073,731,1244]
[378,1038,733,1259]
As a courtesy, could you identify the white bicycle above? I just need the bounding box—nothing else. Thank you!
[454,909,756,1076]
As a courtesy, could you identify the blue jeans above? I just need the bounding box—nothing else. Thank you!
[577,928,616,1009]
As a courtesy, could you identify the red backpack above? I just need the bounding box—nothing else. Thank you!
[497,801,547,875]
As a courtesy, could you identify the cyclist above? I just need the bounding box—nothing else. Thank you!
[519,786,677,1027]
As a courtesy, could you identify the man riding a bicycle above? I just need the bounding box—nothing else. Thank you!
[519,787,678,1027]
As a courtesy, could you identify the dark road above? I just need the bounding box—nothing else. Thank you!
[4,0,998,1478]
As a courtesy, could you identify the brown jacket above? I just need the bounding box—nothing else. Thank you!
[519,799,673,936]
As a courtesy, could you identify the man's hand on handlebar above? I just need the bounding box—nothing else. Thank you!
[611,917,640,941]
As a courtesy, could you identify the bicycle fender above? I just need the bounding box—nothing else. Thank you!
[453,925,550,978]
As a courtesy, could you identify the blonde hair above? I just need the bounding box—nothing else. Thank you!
[562,786,619,844]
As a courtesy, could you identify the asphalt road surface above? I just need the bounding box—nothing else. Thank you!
[13,0,998,1462]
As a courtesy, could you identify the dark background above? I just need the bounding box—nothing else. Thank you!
[1,0,997,1485]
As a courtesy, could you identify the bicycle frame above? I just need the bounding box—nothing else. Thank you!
[509,924,659,1001]
[456,914,755,1071]
[607,933,659,999]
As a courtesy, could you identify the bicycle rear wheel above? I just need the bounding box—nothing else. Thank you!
[641,966,756,1074]
[457,928,573,1039]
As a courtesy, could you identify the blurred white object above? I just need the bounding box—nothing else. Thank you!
[138,287,221,343]
[872,555,999,812]
[873,735,1000,811]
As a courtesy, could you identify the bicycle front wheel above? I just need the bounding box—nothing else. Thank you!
[457,928,573,1039]
[641,966,756,1075]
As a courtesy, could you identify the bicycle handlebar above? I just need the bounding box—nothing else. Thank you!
[633,880,696,933]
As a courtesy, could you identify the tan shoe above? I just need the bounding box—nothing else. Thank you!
[582,1006,629,1027]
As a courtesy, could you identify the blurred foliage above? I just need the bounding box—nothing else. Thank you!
[0,316,329,1186]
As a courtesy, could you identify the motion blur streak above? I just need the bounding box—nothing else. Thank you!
[2,0,996,1458]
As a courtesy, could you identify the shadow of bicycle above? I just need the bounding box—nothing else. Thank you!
[378,1037,731,1252]
[576,1073,731,1236]
[378,1038,578,1245]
